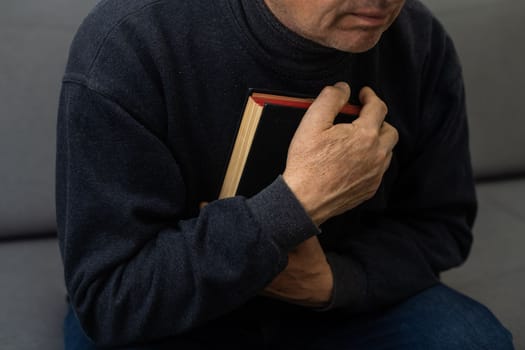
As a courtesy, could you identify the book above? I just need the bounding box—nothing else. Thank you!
[219,90,361,199]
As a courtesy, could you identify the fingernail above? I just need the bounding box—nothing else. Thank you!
[334,82,350,91]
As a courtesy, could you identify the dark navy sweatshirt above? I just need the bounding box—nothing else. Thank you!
[56,0,477,346]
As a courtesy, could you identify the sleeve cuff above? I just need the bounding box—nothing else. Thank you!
[316,252,367,312]
[246,176,320,252]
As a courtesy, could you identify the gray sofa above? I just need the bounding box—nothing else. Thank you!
[424,0,525,347]
[1,0,524,349]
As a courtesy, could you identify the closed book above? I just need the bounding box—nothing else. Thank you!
[219,90,361,199]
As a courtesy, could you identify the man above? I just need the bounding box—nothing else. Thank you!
[57,0,513,348]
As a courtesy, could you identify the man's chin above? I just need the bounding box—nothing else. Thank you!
[329,32,383,53]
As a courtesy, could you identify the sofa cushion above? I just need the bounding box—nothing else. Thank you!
[443,179,525,349]
[0,238,67,350]
[0,0,99,239]
[422,0,525,178]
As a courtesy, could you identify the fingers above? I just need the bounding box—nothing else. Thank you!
[379,122,399,172]
[355,87,398,155]
[355,87,388,130]
[379,121,399,151]
[297,82,351,134]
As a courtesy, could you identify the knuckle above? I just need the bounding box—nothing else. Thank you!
[370,172,383,188]
[392,128,399,143]
[365,184,379,200]
[377,148,389,161]
[393,125,399,136]
[368,95,387,114]
[382,123,399,144]
[377,100,388,115]
[382,121,392,128]
[373,178,382,192]
[361,127,379,142]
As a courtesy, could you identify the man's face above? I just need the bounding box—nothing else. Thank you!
[264,0,406,53]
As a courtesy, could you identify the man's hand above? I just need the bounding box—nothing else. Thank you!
[261,236,333,307]
[197,208,333,307]
[283,82,399,226]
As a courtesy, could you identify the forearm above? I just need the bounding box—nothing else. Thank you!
[57,83,318,346]
[261,236,333,308]
[62,184,313,346]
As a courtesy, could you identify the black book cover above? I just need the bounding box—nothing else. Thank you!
[235,103,358,197]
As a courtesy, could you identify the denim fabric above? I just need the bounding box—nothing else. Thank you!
[65,284,513,349]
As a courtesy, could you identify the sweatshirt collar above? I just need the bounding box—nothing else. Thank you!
[223,0,352,78]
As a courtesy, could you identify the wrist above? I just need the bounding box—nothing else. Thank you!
[282,173,326,226]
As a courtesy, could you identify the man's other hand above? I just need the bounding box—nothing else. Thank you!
[283,82,399,226]
[261,236,333,307]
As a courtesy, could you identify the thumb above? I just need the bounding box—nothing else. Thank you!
[297,82,351,134]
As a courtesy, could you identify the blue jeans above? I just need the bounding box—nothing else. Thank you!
[64,284,513,349]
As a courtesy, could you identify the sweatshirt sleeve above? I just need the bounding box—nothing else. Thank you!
[56,82,319,347]
[321,26,477,312]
